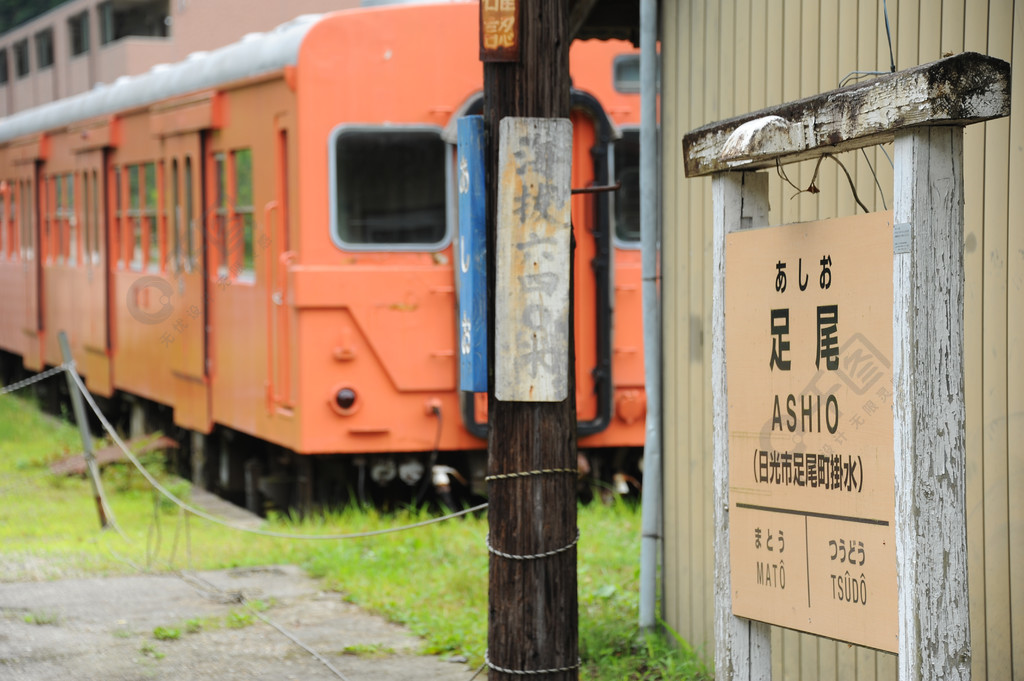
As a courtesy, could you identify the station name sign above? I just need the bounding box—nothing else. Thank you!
[725,211,897,652]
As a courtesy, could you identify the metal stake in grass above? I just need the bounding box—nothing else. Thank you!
[58,330,108,528]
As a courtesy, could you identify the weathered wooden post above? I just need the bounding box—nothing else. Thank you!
[682,53,1010,680]
[481,1,579,679]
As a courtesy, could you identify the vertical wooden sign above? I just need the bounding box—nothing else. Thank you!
[495,117,572,402]
[457,116,488,393]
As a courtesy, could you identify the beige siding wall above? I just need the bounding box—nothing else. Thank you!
[661,1,1023,679]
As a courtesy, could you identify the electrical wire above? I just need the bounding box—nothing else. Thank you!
[883,0,896,72]
[860,149,888,210]
[776,154,870,214]
[829,155,871,214]
[838,70,888,87]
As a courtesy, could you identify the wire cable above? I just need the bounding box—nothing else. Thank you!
[484,650,582,676]
[68,370,488,539]
[105,545,354,681]
[0,363,70,395]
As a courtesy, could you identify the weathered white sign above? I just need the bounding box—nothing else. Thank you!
[495,117,572,402]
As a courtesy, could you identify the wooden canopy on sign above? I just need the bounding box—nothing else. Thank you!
[682,51,1009,177]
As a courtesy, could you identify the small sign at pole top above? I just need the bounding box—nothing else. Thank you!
[495,117,572,402]
[480,0,519,62]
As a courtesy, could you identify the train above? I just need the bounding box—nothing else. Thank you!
[0,1,646,512]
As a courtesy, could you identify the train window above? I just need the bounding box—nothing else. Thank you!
[612,129,641,243]
[82,172,91,268]
[214,153,228,273]
[129,165,142,270]
[7,182,17,260]
[17,181,25,260]
[144,162,158,270]
[233,148,254,277]
[113,166,123,266]
[0,190,6,258]
[21,180,34,261]
[185,157,195,270]
[613,54,640,94]
[91,170,100,264]
[45,178,55,264]
[329,126,448,250]
[13,182,18,259]
[63,175,77,266]
[56,176,65,263]
[170,160,180,272]
[0,49,8,85]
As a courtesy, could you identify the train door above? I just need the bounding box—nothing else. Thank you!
[73,149,112,394]
[16,157,42,370]
[163,132,211,432]
[266,120,294,411]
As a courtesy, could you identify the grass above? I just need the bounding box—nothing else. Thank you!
[152,625,181,640]
[139,641,165,660]
[23,611,60,625]
[0,390,712,680]
[339,643,396,658]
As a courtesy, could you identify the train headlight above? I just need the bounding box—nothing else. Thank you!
[328,386,359,416]
[336,388,357,410]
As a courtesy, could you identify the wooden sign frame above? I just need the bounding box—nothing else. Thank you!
[685,52,1010,680]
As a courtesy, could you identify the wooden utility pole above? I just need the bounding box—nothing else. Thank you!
[483,1,579,679]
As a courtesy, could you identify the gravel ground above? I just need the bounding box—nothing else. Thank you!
[0,564,481,681]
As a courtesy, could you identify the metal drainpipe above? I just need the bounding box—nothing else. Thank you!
[638,0,663,633]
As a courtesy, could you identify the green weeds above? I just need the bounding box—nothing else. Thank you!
[22,611,60,625]
[139,641,165,660]
[152,626,181,641]
[339,643,396,658]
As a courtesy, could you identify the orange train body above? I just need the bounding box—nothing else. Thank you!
[0,2,645,501]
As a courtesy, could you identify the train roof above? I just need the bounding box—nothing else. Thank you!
[0,13,323,145]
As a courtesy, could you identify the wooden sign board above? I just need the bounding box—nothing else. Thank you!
[495,117,571,402]
[725,211,898,652]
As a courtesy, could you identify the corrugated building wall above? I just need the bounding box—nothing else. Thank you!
[660,0,1023,678]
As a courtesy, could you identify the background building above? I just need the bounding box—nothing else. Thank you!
[0,0,361,116]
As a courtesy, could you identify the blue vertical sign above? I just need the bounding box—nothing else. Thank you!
[457,116,488,392]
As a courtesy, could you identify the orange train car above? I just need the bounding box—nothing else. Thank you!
[0,2,645,509]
